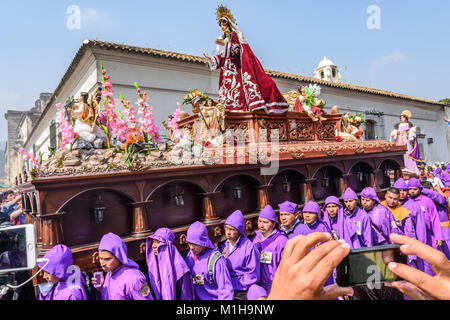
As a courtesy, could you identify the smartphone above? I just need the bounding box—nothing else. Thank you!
[93,271,103,288]
[0,224,37,273]
[336,244,407,287]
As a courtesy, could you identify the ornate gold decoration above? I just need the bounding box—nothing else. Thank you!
[91,251,99,264]
[216,5,236,25]
[355,146,365,154]
[139,242,146,254]
[282,91,300,110]
[316,121,337,140]
[179,234,187,245]
[214,226,222,237]
[326,149,337,157]
[291,152,305,159]
[289,120,314,141]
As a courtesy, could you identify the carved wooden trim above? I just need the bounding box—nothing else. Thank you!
[139,242,146,255]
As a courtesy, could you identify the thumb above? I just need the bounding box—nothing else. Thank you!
[321,284,354,300]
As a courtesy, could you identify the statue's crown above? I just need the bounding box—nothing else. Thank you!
[216,5,236,25]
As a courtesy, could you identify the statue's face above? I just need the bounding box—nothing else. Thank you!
[400,115,407,123]
[219,19,231,33]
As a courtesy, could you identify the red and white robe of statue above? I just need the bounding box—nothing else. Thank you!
[210,33,289,113]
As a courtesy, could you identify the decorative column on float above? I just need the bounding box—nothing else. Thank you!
[200,192,220,225]
[371,169,382,189]
[301,179,315,203]
[257,185,272,210]
[40,212,65,251]
[339,175,350,195]
[131,201,152,237]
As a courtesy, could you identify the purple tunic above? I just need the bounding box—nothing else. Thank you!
[218,210,260,292]
[420,188,450,258]
[301,201,334,286]
[408,194,443,276]
[99,233,153,300]
[146,228,194,300]
[360,187,394,245]
[343,207,373,248]
[252,229,287,293]
[185,221,234,300]
[322,196,359,247]
[38,245,87,300]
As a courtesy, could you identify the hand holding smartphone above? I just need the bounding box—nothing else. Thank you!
[336,244,407,287]
[92,271,104,289]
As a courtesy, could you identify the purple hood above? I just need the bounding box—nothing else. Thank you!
[98,232,139,269]
[343,187,358,200]
[186,221,214,249]
[38,244,73,281]
[225,210,245,236]
[259,205,278,224]
[360,187,380,204]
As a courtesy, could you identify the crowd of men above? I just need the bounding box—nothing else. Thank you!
[1,164,450,300]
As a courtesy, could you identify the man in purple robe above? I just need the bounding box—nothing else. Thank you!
[420,185,450,259]
[145,227,194,300]
[342,187,373,247]
[278,201,309,239]
[360,187,395,245]
[394,178,427,243]
[38,244,87,300]
[443,164,450,187]
[301,201,334,287]
[218,210,260,300]
[301,201,331,234]
[251,205,287,293]
[96,232,153,300]
[408,177,443,276]
[185,221,234,300]
[322,196,359,248]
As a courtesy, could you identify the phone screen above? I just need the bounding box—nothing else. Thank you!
[337,245,407,287]
[0,227,27,271]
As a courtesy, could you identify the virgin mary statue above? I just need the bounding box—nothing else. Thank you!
[204,6,289,113]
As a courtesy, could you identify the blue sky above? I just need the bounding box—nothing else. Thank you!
[1,0,449,141]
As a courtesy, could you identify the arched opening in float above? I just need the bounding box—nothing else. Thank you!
[58,188,134,247]
[348,162,374,193]
[268,169,307,208]
[146,180,205,230]
[213,174,260,219]
[311,166,343,201]
[378,159,401,188]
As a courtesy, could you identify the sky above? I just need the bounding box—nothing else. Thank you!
[1,0,449,141]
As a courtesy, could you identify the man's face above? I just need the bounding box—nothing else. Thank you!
[344,199,358,212]
[326,203,339,219]
[258,218,276,237]
[43,271,60,284]
[409,187,421,198]
[224,224,240,242]
[303,212,317,225]
[385,191,400,208]
[361,197,376,211]
[99,250,121,273]
[188,243,205,256]
[399,189,408,201]
[279,212,298,230]
[151,239,160,256]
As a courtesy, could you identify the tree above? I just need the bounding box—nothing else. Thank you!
[439,98,450,105]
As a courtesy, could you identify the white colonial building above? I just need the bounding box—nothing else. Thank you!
[4,39,450,184]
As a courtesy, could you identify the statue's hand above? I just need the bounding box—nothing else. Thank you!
[214,38,225,46]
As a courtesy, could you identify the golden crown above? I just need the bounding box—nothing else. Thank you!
[216,5,236,25]
[401,110,412,119]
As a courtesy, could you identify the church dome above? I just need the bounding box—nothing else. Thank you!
[317,56,335,69]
